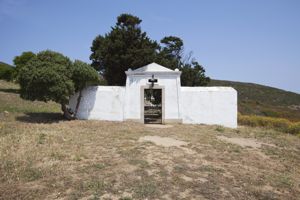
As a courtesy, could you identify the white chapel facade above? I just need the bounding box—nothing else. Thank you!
[69,63,237,128]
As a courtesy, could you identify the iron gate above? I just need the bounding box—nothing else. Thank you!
[144,89,162,124]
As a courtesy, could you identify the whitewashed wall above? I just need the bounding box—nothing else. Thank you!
[69,63,237,127]
[69,86,125,121]
[180,87,238,128]
[124,73,182,122]
[70,85,237,128]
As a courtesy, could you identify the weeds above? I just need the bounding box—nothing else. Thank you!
[92,163,106,170]
[37,133,46,144]
[50,151,65,160]
[239,114,300,135]
[129,159,149,168]
[119,197,132,200]
[134,181,157,199]
[74,154,82,162]
[87,179,106,193]
[215,126,225,133]
[22,166,43,181]
[268,174,293,188]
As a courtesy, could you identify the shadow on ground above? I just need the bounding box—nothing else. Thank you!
[0,88,20,94]
[15,112,66,123]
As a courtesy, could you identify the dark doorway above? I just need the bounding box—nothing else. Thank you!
[144,89,162,124]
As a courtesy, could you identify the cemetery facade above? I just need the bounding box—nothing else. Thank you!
[69,63,237,128]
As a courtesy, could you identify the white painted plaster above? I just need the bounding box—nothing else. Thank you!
[180,87,238,128]
[69,86,125,121]
[69,62,238,128]
[124,64,181,122]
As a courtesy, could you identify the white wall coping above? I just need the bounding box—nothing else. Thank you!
[125,71,181,76]
[181,86,237,92]
[95,86,125,90]
[125,62,181,76]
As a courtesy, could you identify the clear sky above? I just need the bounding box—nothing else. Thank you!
[1,0,299,93]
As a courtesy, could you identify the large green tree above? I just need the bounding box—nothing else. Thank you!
[13,51,36,81]
[19,50,100,119]
[72,60,100,116]
[90,13,210,86]
[90,13,158,85]
[154,36,183,70]
[157,36,210,86]
[180,61,210,86]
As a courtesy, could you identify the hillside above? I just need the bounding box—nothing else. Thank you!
[0,62,14,81]
[0,80,60,115]
[0,61,12,66]
[209,79,300,121]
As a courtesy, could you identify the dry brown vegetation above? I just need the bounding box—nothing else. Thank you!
[239,114,300,135]
[1,80,300,199]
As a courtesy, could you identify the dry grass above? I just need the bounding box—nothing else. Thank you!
[1,80,300,199]
[239,114,300,135]
[0,80,60,114]
[1,119,300,199]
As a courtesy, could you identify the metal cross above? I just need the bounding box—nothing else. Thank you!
[148,74,157,88]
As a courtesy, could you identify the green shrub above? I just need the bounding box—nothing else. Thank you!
[239,114,299,135]
[215,126,225,133]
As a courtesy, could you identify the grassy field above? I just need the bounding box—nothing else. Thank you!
[1,80,300,199]
[209,79,300,121]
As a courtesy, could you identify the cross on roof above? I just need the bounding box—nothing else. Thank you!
[148,74,157,88]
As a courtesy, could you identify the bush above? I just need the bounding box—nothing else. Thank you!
[239,114,300,135]
[18,50,100,119]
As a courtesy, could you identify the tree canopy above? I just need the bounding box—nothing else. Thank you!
[90,14,158,85]
[18,50,100,119]
[180,61,210,86]
[13,51,36,81]
[90,13,210,86]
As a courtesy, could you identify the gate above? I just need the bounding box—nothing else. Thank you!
[144,89,162,124]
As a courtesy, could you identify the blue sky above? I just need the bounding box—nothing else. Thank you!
[1,0,299,93]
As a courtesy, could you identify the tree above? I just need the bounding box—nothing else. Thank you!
[72,60,100,116]
[90,13,158,85]
[157,36,210,86]
[155,36,184,70]
[160,36,183,63]
[91,13,210,87]
[13,51,36,81]
[18,50,100,119]
[180,61,210,86]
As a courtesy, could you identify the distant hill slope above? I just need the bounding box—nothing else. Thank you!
[0,61,13,67]
[0,62,14,70]
[209,79,300,121]
[0,62,14,81]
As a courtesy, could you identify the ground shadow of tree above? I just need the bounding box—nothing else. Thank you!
[0,88,20,94]
[15,112,66,123]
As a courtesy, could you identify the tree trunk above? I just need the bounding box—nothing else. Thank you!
[74,90,82,118]
[61,103,75,120]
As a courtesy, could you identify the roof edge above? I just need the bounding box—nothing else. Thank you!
[125,70,181,76]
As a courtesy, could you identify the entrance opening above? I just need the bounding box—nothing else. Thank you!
[144,89,162,124]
